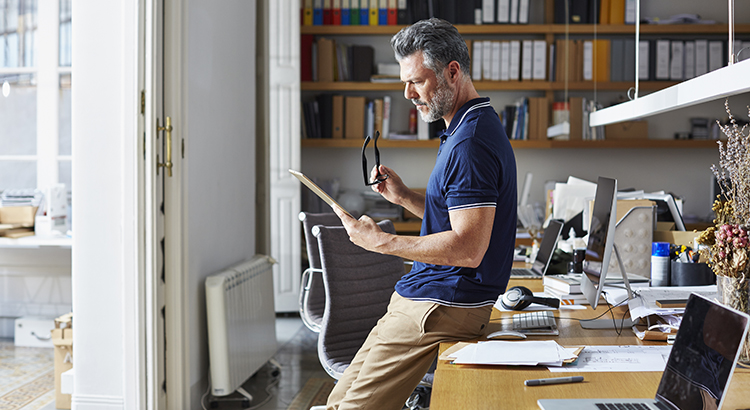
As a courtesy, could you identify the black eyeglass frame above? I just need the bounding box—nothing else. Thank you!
[361,131,389,186]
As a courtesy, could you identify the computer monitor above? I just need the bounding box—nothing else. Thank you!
[580,176,633,313]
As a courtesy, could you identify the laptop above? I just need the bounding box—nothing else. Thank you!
[511,219,564,278]
[538,293,750,410]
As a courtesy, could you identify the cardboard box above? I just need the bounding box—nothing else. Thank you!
[604,120,648,140]
[653,230,702,248]
[52,313,73,410]
[0,206,38,225]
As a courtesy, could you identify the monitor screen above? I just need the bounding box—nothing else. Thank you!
[580,176,618,309]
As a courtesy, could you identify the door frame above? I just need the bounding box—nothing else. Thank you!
[140,0,187,408]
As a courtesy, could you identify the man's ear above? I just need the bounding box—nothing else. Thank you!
[446,61,461,82]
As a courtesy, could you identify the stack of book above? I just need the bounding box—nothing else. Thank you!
[543,274,593,305]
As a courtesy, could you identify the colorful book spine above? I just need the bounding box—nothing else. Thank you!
[302,0,314,25]
[313,0,324,25]
[359,0,369,25]
[341,0,351,25]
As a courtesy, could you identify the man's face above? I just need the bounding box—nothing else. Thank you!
[399,51,455,123]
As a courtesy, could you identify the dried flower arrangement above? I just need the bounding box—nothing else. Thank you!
[697,99,750,363]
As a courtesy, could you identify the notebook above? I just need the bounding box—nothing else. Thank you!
[511,219,564,278]
[538,293,750,410]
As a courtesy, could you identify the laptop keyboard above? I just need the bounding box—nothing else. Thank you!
[512,311,556,330]
[510,268,538,277]
[595,403,662,410]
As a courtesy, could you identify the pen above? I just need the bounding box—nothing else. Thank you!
[524,376,584,386]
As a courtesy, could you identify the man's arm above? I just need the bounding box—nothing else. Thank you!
[333,205,495,268]
[370,164,426,219]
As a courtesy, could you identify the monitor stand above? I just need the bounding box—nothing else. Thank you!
[580,244,634,329]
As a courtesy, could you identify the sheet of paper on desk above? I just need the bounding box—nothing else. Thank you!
[548,345,672,372]
[449,340,578,366]
[627,284,717,321]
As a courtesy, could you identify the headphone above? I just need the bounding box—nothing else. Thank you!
[500,286,560,311]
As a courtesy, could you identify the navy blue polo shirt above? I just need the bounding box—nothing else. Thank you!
[394,97,517,307]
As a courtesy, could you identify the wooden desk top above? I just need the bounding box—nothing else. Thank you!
[431,279,750,410]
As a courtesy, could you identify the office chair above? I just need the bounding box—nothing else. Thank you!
[312,221,433,410]
[298,212,342,333]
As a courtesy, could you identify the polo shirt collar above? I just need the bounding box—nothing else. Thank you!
[444,97,492,137]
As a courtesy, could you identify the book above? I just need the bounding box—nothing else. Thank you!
[472,41,483,80]
[532,40,546,80]
[482,0,495,24]
[316,94,334,138]
[521,40,533,81]
[694,39,708,76]
[482,40,492,80]
[518,0,529,24]
[592,39,610,83]
[491,41,501,81]
[316,37,336,82]
[509,0,519,24]
[332,95,344,139]
[638,40,650,80]
[543,274,583,294]
[655,39,670,80]
[344,96,366,139]
[509,40,521,81]
[497,0,510,23]
[669,40,684,80]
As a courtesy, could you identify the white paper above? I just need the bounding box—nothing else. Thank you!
[548,345,671,372]
[449,340,575,366]
[628,285,717,321]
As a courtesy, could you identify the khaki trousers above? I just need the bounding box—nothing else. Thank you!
[326,292,493,410]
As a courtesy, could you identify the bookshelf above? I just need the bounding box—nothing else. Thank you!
[298,2,749,229]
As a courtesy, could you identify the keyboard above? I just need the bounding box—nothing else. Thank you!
[510,268,540,278]
[595,403,666,410]
[512,311,558,334]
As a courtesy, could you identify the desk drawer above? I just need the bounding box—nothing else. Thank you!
[15,316,55,348]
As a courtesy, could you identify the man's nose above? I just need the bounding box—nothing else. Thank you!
[404,83,418,100]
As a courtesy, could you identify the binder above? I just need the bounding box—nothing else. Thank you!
[301,34,314,82]
[610,39,624,82]
[482,41,492,80]
[623,39,635,81]
[316,94,334,138]
[373,98,384,137]
[599,0,610,24]
[323,0,333,24]
[351,0,360,24]
[491,41,502,81]
[638,40,650,80]
[518,0,529,24]
[382,96,391,140]
[684,41,695,79]
[313,0,324,25]
[694,39,708,76]
[609,0,625,25]
[482,0,495,24]
[592,39,610,82]
[332,95,344,138]
[655,39,670,80]
[521,40,533,80]
[472,41,483,80]
[359,0,369,25]
[332,0,342,24]
[708,40,724,72]
[509,40,521,81]
[303,0,314,25]
[397,0,409,24]
[497,0,510,23]
[387,0,397,24]
[345,96,366,139]
[669,41,683,80]
[316,37,336,82]
[555,0,588,24]
[500,41,511,81]
[378,0,388,25]
[624,0,636,24]
[509,0,519,24]
[532,40,546,80]
[341,0,351,24]
[369,0,379,25]
[548,43,556,81]
[568,96,584,140]
[350,45,374,82]
[582,40,593,80]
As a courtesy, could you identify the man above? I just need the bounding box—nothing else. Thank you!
[326,18,517,410]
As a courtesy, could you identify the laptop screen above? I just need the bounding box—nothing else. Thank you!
[531,219,564,275]
[656,294,749,410]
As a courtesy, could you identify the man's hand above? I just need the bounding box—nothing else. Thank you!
[332,205,391,253]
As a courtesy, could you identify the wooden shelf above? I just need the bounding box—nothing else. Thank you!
[302,81,679,92]
[301,138,719,149]
[301,24,750,36]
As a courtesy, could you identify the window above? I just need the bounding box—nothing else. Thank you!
[0,0,71,214]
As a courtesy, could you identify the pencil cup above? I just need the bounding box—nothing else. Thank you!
[670,261,715,286]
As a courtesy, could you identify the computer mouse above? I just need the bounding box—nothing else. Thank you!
[486,330,527,340]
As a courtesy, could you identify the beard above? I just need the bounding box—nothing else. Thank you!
[411,76,455,123]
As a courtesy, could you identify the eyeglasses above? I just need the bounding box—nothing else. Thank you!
[361,131,388,186]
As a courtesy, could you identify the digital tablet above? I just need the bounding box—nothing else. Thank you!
[289,169,352,218]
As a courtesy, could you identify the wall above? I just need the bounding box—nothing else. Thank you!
[185,0,258,405]
[72,0,138,408]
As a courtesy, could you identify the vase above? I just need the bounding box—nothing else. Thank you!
[716,274,750,364]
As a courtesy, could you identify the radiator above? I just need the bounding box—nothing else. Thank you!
[206,255,278,397]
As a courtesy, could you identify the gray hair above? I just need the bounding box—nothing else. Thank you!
[390,18,471,77]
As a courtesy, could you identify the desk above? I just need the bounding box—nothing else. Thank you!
[430,279,750,410]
